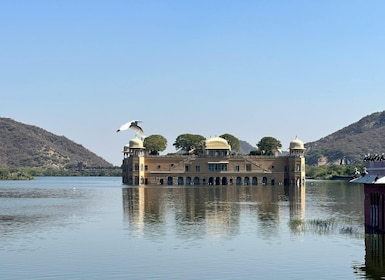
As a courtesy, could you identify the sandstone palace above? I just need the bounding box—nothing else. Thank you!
[121,136,305,187]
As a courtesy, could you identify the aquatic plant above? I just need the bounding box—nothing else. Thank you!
[288,217,362,236]
[339,226,358,234]
[289,219,305,232]
[308,218,336,233]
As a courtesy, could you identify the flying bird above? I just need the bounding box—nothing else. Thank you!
[116,120,145,136]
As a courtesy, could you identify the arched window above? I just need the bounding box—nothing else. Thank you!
[262,177,267,185]
[215,177,221,185]
[167,176,173,185]
[252,177,258,185]
[244,177,250,185]
[186,177,192,185]
[193,177,200,185]
[178,177,184,185]
[236,177,242,185]
[221,177,228,185]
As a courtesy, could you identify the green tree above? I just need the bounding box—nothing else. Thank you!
[144,135,168,155]
[257,136,282,155]
[173,134,205,154]
[220,133,240,153]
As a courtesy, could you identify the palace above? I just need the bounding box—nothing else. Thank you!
[121,136,305,186]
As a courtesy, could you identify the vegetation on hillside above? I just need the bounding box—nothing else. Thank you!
[0,118,112,169]
[305,111,385,165]
[306,164,363,180]
[0,168,34,180]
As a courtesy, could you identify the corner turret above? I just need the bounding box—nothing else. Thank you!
[289,137,305,157]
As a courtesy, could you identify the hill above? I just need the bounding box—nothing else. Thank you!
[240,140,255,154]
[305,111,385,166]
[0,118,112,169]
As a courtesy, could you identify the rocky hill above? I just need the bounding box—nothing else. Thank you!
[240,140,255,154]
[0,118,112,169]
[305,111,385,166]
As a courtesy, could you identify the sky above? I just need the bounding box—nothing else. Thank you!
[1,1,385,166]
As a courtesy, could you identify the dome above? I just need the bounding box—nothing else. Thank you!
[205,137,231,150]
[289,137,304,150]
[127,138,144,149]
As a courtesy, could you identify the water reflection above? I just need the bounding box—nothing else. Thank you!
[122,185,306,239]
[353,233,385,279]
[0,185,95,245]
[123,183,377,278]
[287,183,306,220]
[1,178,380,279]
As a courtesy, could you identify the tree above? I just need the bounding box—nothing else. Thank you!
[173,134,205,154]
[220,133,240,152]
[257,136,282,155]
[144,135,167,155]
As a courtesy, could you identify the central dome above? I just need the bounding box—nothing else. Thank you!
[205,137,231,150]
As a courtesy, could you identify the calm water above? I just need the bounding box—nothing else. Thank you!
[0,177,381,279]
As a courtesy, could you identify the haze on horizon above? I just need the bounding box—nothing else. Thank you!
[1,1,384,166]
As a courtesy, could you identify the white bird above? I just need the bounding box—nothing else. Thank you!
[116,120,145,136]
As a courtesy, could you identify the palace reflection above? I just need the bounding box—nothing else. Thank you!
[122,185,306,239]
[287,184,306,221]
[354,233,385,279]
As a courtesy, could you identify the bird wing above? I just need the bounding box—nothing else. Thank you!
[117,120,144,133]
[117,121,133,132]
[130,123,145,136]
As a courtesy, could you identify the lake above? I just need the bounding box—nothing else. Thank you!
[0,177,382,279]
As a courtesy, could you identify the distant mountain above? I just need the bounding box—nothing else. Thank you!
[240,140,255,154]
[305,111,385,166]
[0,118,112,168]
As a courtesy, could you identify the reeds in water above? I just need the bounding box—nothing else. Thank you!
[289,217,361,236]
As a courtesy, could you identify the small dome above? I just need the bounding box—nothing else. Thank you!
[205,137,231,150]
[127,138,144,149]
[290,137,304,150]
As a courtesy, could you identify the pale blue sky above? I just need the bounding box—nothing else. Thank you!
[1,1,384,166]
